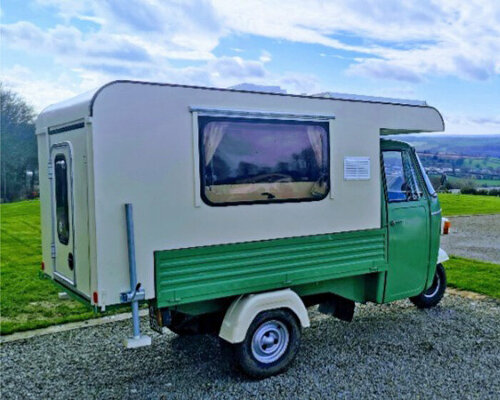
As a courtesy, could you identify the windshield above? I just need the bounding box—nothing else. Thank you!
[415,152,437,197]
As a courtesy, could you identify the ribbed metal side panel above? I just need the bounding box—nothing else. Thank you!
[155,229,387,307]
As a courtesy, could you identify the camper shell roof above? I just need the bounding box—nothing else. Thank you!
[36,80,444,134]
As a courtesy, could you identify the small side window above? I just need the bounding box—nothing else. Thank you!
[383,151,422,202]
[199,117,330,205]
[54,154,70,245]
[415,152,437,197]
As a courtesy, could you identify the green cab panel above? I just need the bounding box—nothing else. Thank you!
[381,140,438,302]
[155,229,388,309]
[385,200,429,301]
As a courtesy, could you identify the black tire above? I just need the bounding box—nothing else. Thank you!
[410,263,447,308]
[233,309,301,379]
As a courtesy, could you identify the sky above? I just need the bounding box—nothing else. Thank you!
[1,0,499,134]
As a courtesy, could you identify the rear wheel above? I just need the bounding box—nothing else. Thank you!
[410,263,447,308]
[233,309,301,378]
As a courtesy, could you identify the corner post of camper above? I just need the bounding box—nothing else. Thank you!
[122,203,151,348]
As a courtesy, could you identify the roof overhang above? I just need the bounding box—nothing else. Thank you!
[36,80,445,135]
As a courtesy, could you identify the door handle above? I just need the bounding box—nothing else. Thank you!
[68,252,74,270]
[390,219,404,226]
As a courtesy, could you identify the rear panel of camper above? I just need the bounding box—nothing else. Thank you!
[37,119,94,301]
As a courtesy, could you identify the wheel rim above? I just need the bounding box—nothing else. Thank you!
[423,273,440,298]
[251,320,289,364]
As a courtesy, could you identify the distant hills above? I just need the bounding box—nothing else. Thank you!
[390,133,500,188]
[389,134,500,158]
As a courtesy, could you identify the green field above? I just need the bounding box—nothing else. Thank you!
[462,156,500,170]
[438,193,500,216]
[431,174,500,188]
[0,201,98,334]
[1,198,499,335]
[444,256,500,298]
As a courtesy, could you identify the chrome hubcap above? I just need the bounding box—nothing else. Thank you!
[424,274,440,298]
[251,320,289,364]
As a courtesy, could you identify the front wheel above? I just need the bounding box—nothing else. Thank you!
[410,263,447,308]
[233,309,301,378]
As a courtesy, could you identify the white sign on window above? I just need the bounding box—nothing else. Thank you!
[344,157,371,180]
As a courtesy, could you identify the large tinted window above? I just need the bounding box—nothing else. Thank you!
[199,117,330,205]
[54,154,70,245]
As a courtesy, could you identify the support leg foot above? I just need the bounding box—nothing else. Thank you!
[123,335,152,349]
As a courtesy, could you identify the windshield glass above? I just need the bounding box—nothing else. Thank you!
[415,152,437,197]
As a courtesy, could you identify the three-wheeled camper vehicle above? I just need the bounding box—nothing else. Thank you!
[37,80,449,377]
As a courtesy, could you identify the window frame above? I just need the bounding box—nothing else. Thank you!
[198,115,331,207]
[382,149,423,204]
[413,150,437,198]
[54,153,70,245]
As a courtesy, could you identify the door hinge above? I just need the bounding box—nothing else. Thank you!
[48,163,54,180]
[51,243,56,258]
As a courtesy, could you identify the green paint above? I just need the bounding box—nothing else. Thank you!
[155,228,388,309]
[385,200,430,301]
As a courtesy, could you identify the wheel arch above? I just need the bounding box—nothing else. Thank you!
[219,289,310,344]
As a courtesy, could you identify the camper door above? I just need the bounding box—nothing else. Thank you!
[51,142,76,286]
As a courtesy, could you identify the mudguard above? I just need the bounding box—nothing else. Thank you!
[219,289,310,344]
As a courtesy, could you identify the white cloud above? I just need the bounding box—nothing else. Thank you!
[1,65,85,112]
[33,0,223,60]
[212,0,500,82]
[1,56,319,113]
[347,59,423,83]
[444,114,500,135]
[2,0,499,134]
[5,0,500,84]
[259,50,271,63]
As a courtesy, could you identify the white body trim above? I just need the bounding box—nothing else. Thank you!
[219,289,310,343]
[438,248,449,264]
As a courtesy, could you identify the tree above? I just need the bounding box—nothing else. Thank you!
[1,84,38,202]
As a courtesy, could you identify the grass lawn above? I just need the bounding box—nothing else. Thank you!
[444,256,500,299]
[438,193,500,216]
[0,200,97,335]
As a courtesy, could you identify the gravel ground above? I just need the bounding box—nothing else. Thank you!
[440,214,500,263]
[1,292,499,400]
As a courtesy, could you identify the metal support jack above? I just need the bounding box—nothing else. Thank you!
[122,203,151,348]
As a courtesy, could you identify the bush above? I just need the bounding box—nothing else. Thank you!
[461,187,477,195]
[458,179,477,190]
[460,188,500,196]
